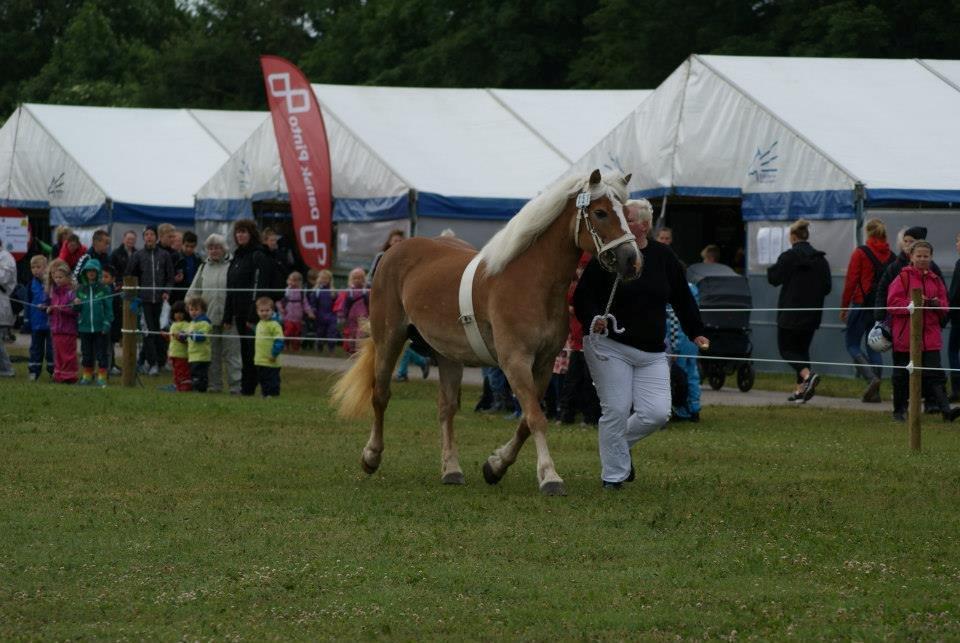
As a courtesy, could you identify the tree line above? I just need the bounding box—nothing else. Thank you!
[3,0,959,120]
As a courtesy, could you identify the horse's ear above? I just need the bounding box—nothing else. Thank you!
[623,173,632,185]
[589,169,601,185]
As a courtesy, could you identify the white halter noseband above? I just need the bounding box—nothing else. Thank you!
[573,191,635,272]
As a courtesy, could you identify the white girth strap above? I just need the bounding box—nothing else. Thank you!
[458,254,497,365]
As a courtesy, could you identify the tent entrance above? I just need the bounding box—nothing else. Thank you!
[654,197,744,272]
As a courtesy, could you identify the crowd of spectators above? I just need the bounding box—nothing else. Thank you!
[2,212,959,425]
[0,220,374,398]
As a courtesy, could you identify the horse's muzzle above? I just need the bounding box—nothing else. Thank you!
[615,242,642,281]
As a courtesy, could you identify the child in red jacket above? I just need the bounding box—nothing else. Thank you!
[887,240,959,423]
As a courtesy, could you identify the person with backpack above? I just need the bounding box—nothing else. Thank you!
[840,218,893,403]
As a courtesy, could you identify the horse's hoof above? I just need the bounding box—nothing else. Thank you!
[360,450,380,475]
[539,480,567,496]
[441,471,466,485]
[482,460,503,485]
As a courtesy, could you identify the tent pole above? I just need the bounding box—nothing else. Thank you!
[409,189,418,238]
[854,182,865,245]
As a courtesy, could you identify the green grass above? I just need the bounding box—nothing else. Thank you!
[2,361,960,640]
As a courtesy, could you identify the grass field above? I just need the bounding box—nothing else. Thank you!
[2,361,960,640]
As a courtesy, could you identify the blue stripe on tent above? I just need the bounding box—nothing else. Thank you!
[742,190,855,221]
[629,188,669,200]
[112,202,195,225]
[334,195,408,222]
[418,192,528,220]
[196,194,408,223]
[674,187,742,198]
[0,198,49,210]
[195,198,253,221]
[865,189,960,206]
[50,204,110,227]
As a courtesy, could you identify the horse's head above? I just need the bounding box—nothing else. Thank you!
[573,169,642,281]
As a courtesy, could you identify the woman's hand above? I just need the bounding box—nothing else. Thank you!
[591,318,607,334]
[693,336,710,350]
[839,308,848,323]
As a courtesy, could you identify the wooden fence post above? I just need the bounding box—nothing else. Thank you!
[908,287,922,451]
[122,276,138,387]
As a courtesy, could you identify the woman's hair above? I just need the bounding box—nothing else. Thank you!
[864,218,886,240]
[381,228,406,252]
[55,225,72,242]
[909,240,933,255]
[185,295,207,312]
[317,269,333,283]
[66,233,80,245]
[789,219,810,241]
[204,233,227,249]
[232,219,261,246]
[47,259,74,290]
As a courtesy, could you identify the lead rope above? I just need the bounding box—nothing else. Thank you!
[588,276,625,360]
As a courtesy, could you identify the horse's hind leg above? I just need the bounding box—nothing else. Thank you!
[437,355,465,485]
[361,305,409,475]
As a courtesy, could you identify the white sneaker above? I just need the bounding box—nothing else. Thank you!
[28,372,39,381]
[0,370,14,378]
[148,365,159,376]
[109,366,122,376]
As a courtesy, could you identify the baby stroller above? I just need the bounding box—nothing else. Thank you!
[696,275,755,392]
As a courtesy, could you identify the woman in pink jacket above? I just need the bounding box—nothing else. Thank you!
[887,240,959,422]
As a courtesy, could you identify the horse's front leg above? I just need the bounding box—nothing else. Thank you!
[498,361,565,496]
[437,355,465,485]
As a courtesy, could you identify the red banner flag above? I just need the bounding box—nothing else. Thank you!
[260,55,332,270]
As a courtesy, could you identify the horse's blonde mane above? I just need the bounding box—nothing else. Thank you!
[479,172,629,276]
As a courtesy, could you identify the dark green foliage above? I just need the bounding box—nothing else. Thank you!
[2,0,960,118]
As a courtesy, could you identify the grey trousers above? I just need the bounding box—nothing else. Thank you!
[209,325,242,393]
[584,335,671,483]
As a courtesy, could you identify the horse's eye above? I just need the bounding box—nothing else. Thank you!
[593,209,608,219]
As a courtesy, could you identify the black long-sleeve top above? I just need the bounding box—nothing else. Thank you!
[573,241,704,353]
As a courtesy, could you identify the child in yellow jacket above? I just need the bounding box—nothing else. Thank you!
[254,296,284,397]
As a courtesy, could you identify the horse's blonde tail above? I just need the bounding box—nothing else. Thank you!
[330,336,376,419]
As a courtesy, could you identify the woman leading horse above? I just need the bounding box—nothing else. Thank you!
[331,169,641,495]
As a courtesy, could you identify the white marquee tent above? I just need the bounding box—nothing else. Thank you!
[0,104,267,229]
[562,54,960,376]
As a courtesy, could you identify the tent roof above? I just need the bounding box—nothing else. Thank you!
[24,103,235,209]
[921,58,960,91]
[698,55,960,196]
[487,89,652,162]
[188,109,269,154]
[566,55,960,220]
[311,84,571,201]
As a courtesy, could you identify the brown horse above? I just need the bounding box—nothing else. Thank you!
[331,169,641,495]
